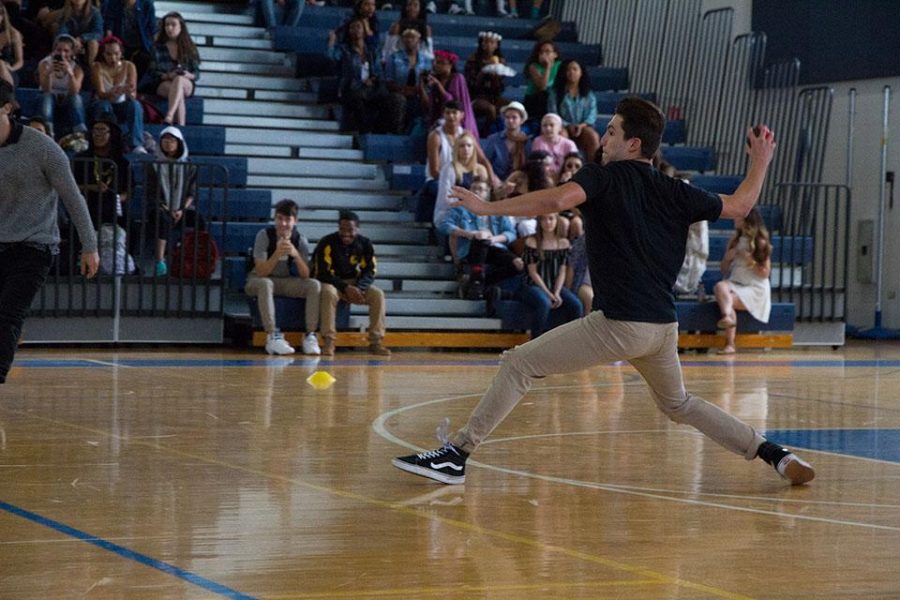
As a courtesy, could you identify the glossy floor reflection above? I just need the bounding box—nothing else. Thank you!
[1,342,900,599]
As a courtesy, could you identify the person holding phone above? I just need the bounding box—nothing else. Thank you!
[37,33,86,138]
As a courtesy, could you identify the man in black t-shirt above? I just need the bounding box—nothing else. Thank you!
[393,96,816,487]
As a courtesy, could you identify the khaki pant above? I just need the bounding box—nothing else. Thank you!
[320,282,385,343]
[451,310,765,459]
[245,275,320,333]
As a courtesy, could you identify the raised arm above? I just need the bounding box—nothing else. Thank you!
[719,125,776,219]
[450,181,586,218]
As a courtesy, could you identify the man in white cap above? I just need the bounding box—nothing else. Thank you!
[480,100,531,181]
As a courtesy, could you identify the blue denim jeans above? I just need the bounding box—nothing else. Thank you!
[42,93,88,137]
[92,98,145,149]
[516,284,583,339]
[0,245,53,383]
[259,0,303,28]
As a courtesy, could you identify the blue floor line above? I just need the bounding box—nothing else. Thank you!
[0,500,256,599]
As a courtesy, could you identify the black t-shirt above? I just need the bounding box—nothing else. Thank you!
[570,160,722,323]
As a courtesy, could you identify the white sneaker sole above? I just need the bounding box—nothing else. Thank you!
[391,458,465,485]
[777,454,816,485]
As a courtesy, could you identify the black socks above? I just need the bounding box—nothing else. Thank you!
[756,440,791,466]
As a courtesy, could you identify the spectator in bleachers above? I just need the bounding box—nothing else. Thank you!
[420,49,479,141]
[464,31,510,138]
[0,79,98,385]
[4,0,48,61]
[550,59,600,162]
[531,112,576,173]
[146,126,204,277]
[313,210,391,357]
[523,40,559,128]
[245,199,322,356]
[434,131,487,228]
[330,0,379,57]
[100,0,156,79]
[383,25,430,132]
[56,0,103,66]
[481,100,529,181]
[26,114,51,134]
[73,113,129,229]
[0,3,23,87]
[557,149,581,184]
[148,11,199,127]
[673,219,708,300]
[424,0,473,15]
[565,232,592,316]
[416,100,462,222]
[518,212,581,338]
[330,17,405,134]
[557,151,583,239]
[440,177,522,301]
[90,34,144,151]
[37,34,87,138]
[502,150,554,254]
[259,0,311,30]
[714,207,771,355]
[382,0,432,61]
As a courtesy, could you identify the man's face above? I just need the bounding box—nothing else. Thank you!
[401,31,420,51]
[275,212,296,239]
[600,114,638,165]
[338,219,359,246]
[91,122,111,148]
[503,109,523,132]
[444,108,461,127]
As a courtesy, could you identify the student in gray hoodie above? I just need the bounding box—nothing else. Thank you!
[0,80,99,384]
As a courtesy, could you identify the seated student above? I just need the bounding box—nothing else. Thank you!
[25,115,52,135]
[556,151,583,239]
[100,0,157,79]
[329,17,405,134]
[424,0,474,15]
[549,59,600,162]
[420,50,479,140]
[565,233,592,317]
[440,177,522,301]
[37,34,87,139]
[329,0,379,58]
[517,212,582,339]
[0,3,24,87]
[91,35,144,151]
[144,126,204,277]
[674,219,709,300]
[313,210,391,357]
[383,25,431,133]
[498,0,544,18]
[147,12,199,126]
[259,0,313,29]
[481,101,530,182]
[434,131,487,230]
[523,40,560,127]
[56,0,103,66]
[530,112,577,173]
[382,0,432,60]
[714,207,772,355]
[502,150,554,254]
[245,199,322,356]
[73,114,129,229]
[464,31,509,138]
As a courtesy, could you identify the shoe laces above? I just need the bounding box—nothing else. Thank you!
[415,418,457,460]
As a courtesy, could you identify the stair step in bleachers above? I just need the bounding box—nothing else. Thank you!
[689,175,743,195]
[202,35,276,50]
[204,114,339,131]
[199,71,308,91]
[245,157,378,179]
[245,174,389,191]
[199,46,290,66]
[289,190,404,211]
[204,98,329,120]
[225,127,352,149]
[177,10,254,25]
[201,60,296,78]
[212,222,430,254]
[189,22,267,39]
[130,155,248,187]
[132,186,272,220]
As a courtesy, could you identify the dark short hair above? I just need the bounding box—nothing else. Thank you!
[274,199,298,218]
[339,209,360,224]
[615,96,665,159]
[444,100,462,112]
[0,80,14,107]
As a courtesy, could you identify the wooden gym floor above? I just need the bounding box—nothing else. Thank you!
[1,341,899,599]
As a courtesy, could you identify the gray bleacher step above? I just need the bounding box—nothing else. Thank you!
[395,280,459,293]
[201,60,294,77]
[178,11,254,25]
[190,22,266,39]
[196,87,318,104]
[348,315,503,330]
[276,190,404,210]
[230,144,365,160]
[205,115,339,131]
[208,36,276,50]
[350,297,484,316]
[366,245,438,257]
[248,176,389,191]
[246,157,378,179]
[225,127,352,148]
[199,46,288,65]
[204,98,329,120]
[375,262,454,278]
[200,72,306,91]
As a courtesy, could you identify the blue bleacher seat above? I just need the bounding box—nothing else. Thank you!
[359,133,427,163]
[587,66,629,92]
[144,124,226,156]
[388,164,427,192]
[690,175,742,195]
[674,301,795,332]
[708,234,812,264]
[595,92,658,114]
[132,187,271,220]
[661,146,716,172]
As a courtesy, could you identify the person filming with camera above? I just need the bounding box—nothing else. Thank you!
[37,33,86,139]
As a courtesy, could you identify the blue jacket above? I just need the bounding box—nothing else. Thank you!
[481,131,532,181]
[439,206,516,260]
[101,0,157,53]
[58,6,104,42]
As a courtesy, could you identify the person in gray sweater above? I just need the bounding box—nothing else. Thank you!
[0,80,99,384]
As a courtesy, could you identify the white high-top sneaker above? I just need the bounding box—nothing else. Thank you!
[301,332,322,355]
[265,332,295,355]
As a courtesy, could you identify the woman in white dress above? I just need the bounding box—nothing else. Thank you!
[714,207,771,354]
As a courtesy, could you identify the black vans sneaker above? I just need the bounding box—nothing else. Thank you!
[393,443,468,484]
[757,440,816,485]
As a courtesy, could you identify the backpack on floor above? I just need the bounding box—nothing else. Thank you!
[171,230,219,279]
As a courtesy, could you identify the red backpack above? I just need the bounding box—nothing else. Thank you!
[170,231,220,279]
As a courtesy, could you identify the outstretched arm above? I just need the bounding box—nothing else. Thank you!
[450,181,586,217]
[719,125,777,219]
